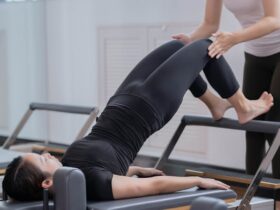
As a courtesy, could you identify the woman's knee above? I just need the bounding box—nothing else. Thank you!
[177,39,212,59]
[189,39,212,50]
[166,40,185,49]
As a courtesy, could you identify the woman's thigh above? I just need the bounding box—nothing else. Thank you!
[136,39,213,122]
[114,40,184,95]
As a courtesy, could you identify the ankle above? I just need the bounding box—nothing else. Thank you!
[199,93,213,108]
[237,99,251,113]
[228,90,250,113]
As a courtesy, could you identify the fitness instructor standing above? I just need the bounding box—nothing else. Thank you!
[173,0,280,178]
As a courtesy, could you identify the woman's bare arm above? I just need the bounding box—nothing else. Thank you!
[112,174,230,200]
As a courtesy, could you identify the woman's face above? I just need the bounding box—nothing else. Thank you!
[23,152,62,176]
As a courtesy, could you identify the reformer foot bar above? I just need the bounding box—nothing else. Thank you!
[155,115,280,210]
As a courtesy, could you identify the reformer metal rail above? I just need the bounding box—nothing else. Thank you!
[2,102,99,149]
[155,115,280,210]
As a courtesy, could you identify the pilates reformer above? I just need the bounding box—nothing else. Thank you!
[155,115,280,210]
[0,102,99,195]
[1,116,280,210]
[0,113,238,209]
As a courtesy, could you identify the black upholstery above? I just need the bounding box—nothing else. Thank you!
[0,201,54,210]
[86,188,235,210]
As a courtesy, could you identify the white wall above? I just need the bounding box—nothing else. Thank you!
[0,1,48,140]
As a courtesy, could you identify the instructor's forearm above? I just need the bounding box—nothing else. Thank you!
[189,23,218,42]
[189,0,222,42]
[232,17,280,44]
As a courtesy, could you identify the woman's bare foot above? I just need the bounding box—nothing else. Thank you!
[199,89,232,120]
[236,92,274,124]
[210,99,232,120]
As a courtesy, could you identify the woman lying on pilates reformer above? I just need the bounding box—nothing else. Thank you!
[3,39,273,201]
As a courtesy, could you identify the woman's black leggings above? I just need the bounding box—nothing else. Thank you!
[243,52,280,178]
[114,39,239,124]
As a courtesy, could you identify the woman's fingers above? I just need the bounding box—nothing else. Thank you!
[200,178,230,190]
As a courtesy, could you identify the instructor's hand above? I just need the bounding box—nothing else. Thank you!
[208,31,237,59]
[172,33,191,45]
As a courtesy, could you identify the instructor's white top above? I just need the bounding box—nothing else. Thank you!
[223,0,280,57]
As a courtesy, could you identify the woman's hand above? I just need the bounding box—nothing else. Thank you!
[127,166,165,177]
[172,33,192,45]
[197,177,230,190]
[137,167,165,177]
[208,31,237,58]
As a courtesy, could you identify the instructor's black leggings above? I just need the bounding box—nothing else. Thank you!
[114,39,239,125]
[243,52,280,178]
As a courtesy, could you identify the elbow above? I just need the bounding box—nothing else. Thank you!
[275,20,280,30]
[150,177,164,195]
[266,16,280,30]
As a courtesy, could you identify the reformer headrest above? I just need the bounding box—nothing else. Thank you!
[53,167,87,210]
[190,197,227,210]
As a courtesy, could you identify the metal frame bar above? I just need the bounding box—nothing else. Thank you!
[2,110,33,149]
[2,102,99,149]
[154,115,280,210]
[237,130,280,210]
[75,107,99,140]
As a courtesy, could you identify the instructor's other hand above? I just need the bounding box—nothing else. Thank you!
[172,33,191,45]
[208,31,236,59]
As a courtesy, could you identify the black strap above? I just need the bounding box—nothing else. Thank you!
[43,189,49,210]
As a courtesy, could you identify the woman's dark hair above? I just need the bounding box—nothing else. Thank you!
[2,156,49,201]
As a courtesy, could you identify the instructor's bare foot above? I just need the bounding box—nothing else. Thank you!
[237,92,274,124]
[210,99,232,120]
